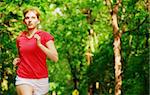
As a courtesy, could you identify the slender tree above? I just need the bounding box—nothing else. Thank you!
[109,0,122,95]
[112,0,122,94]
[83,8,94,95]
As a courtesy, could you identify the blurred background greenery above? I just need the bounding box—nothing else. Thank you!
[0,0,149,95]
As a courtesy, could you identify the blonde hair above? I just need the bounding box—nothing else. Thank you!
[23,8,40,19]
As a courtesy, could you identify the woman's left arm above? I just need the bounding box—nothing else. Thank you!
[34,34,58,62]
[46,40,58,62]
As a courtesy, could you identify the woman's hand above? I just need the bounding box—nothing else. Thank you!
[34,34,41,46]
[34,34,58,62]
[13,58,20,66]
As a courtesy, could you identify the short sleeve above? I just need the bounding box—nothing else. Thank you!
[16,31,25,48]
[43,32,54,44]
[16,36,20,48]
[16,36,21,58]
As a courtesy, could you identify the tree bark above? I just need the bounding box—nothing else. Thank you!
[88,84,93,95]
[84,8,94,95]
[111,0,122,95]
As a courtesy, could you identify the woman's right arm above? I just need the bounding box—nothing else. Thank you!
[13,37,20,66]
[13,34,21,66]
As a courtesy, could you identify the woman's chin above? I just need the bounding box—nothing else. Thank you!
[27,27,35,30]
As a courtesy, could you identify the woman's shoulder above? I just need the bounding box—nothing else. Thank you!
[37,30,53,36]
[37,30,54,41]
[17,31,27,39]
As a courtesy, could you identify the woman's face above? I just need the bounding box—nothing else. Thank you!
[24,11,39,30]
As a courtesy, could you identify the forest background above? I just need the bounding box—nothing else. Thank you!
[0,0,149,95]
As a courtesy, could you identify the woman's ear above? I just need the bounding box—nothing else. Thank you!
[37,20,40,24]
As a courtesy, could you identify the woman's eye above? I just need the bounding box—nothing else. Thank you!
[31,17,36,19]
[25,17,36,19]
[25,17,29,19]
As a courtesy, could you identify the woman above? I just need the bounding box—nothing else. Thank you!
[13,8,58,95]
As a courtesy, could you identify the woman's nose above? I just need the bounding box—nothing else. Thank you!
[29,18,32,21]
[28,17,32,21]
[28,20,32,24]
[28,18,32,22]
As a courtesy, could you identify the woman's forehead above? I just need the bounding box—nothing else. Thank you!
[25,11,37,17]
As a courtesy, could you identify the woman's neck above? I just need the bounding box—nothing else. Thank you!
[26,28,38,38]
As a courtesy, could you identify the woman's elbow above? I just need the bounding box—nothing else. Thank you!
[52,54,58,62]
[47,52,58,62]
[54,57,58,62]
[48,56,58,62]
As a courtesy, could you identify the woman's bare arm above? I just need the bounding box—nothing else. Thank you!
[34,34,58,62]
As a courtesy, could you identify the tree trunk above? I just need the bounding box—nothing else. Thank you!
[111,0,122,95]
[84,8,94,95]
[86,29,94,95]
[113,35,122,95]
[88,84,93,95]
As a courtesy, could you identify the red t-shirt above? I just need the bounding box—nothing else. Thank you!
[16,30,54,79]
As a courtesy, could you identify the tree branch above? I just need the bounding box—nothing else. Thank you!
[124,15,149,33]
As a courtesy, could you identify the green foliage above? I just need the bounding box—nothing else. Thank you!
[0,0,149,94]
[122,48,149,95]
[86,40,114,94]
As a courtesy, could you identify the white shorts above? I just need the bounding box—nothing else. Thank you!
[15,76,49,95]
